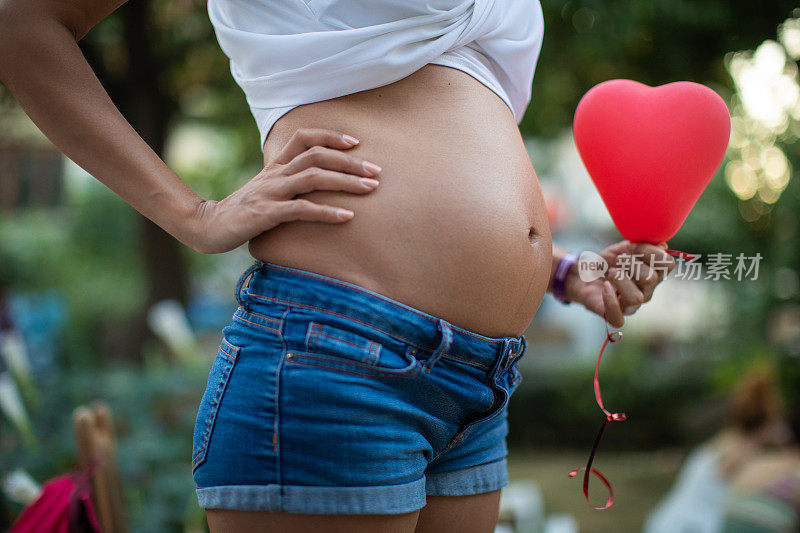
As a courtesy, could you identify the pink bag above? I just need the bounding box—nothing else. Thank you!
[9,469,102,533]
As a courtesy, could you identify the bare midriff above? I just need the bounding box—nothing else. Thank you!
[249,64,552,338]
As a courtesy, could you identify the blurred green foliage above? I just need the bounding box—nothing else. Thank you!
[1,1,800,531]
[522,0,798,136]
[2,352,212,531]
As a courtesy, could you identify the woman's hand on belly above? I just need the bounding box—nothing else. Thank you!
[187,128,382,254]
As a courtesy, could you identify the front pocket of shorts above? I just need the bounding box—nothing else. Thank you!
[192,337,241,473]
[286,321,420,377]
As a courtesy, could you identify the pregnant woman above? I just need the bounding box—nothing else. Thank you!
[0,0,673,531]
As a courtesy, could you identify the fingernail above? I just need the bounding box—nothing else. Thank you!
[363,161,382,175]
[624,305,639,315]
[337,208,354,220]
[603,281,613,294]
[359,177,379,188]
[342,134,359,146]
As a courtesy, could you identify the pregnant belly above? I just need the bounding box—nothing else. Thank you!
[249,65,552,337]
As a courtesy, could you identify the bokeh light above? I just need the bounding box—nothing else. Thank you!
[724,19,799,222]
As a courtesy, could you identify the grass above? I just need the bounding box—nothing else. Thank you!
[507,447,688,533]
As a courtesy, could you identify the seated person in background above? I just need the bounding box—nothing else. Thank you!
[644,366,791,533]
[721,391,800,533]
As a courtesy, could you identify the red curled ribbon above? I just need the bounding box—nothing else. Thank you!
[665,249,694,260]
[569,318,625,510]
[569,248,694,509]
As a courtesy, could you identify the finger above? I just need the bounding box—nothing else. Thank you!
[602,280,625,328]
[629,262,659,303]
[581,288,606,318]
[273,128,360,165]
[276,168,379,198]
[630,243,675,275]
[647,258,674,282]
[607,267,644,315]
[601,240,632,263]
[273,198,355,225]
[283,145,382,177]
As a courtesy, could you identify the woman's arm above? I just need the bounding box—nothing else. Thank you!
[0,0,380,253]
[0,0,204,245]
[547,243,571,294]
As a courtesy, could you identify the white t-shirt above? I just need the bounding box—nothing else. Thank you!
[207,0,545,149]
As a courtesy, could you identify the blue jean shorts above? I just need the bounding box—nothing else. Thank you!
[192,260,527,514]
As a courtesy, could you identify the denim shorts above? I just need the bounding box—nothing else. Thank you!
[192,260,527,514]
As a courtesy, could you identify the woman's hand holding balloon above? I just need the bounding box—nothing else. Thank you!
[566,80,729,508]
[562,241,676,328]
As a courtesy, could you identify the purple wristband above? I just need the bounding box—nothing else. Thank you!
[553,252,579,304]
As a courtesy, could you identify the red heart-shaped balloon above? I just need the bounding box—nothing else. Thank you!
[573,80,731,244]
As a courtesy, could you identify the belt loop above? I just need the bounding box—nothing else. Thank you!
[502,338,525,371]
[492,338,513,379]
[235,261,263,310]
[423,319,453,373]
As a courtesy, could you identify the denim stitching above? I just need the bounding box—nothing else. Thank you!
[219,345,233,360]
[221,262,528,498]
[235,305,283,326]
[313,330,370,350]
[235,262,264,309]
[303,322,315,350]
[239,306,282,326]
[247,264,522,344]
[249,291,431,348]
[221,338,239,359]
[258,265,480,334]
[233,312,281,335]
[308,325,376,351]
[245,291,494,369]
[306,326,385,365]
[192,340,241,471]
[432,395,510,461]
[489,339,511,382]
[432,426,474,461]
[431,369,512,462]
[285,355,421,379]
[500,350,516,372]
[274,306,291,485]
[288,350,420,375]
[441,353,488,370]
[423,319,453,373]
[367,341,380,365]
[289,350,421,377]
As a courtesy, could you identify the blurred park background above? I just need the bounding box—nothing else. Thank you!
[2,1,800,531]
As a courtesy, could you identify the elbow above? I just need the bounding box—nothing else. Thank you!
[0,2,80,47]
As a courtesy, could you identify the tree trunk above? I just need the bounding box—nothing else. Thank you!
[83,0,188,361]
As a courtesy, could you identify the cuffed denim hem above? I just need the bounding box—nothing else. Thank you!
[425,458,509,496]
[196,477,426,514]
